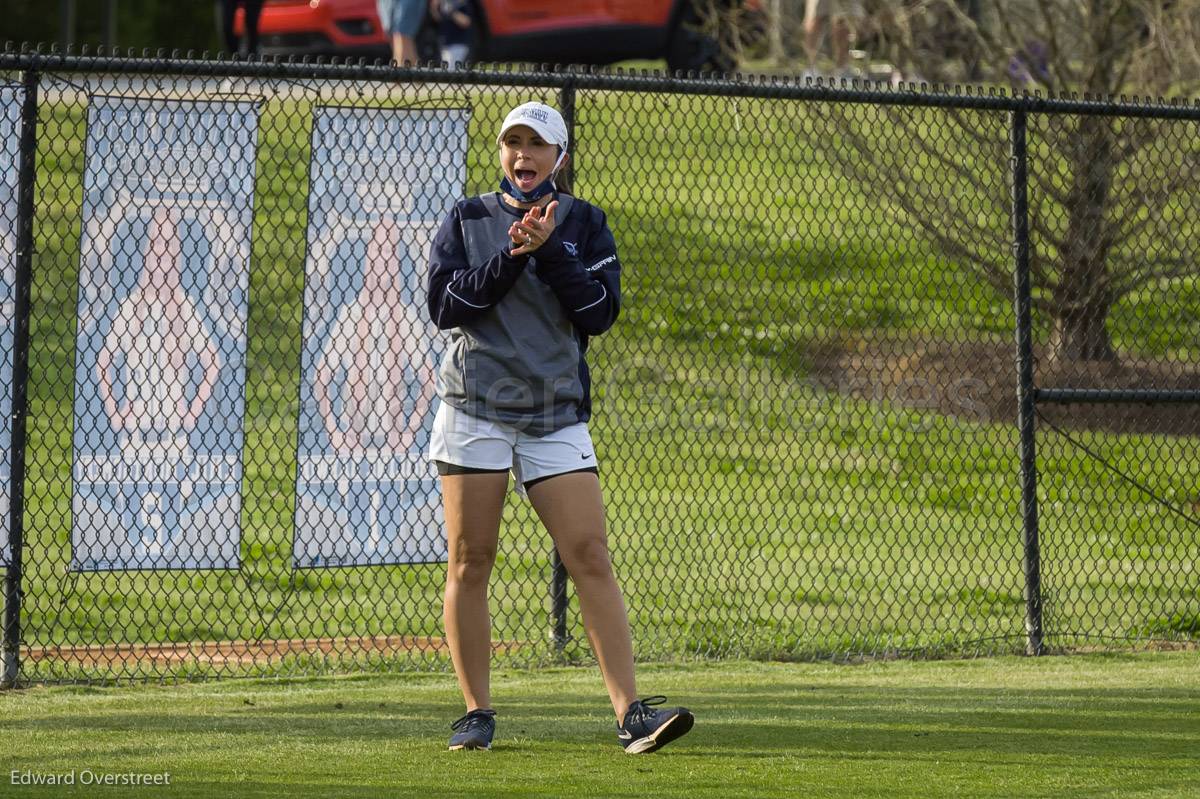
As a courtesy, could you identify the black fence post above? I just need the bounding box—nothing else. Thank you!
[547,81,577,656]
[550,548,569,654]
[1009,107,1045,657]
[1,65,39,688]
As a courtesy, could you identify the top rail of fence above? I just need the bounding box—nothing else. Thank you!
[5,49,1200,120]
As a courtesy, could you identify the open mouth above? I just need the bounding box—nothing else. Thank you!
[514,168,538,187]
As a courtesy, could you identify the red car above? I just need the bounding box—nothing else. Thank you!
[239,0,394,60]
[239,0,752,73]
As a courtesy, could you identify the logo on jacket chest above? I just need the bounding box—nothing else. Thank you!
[563,241,578,256]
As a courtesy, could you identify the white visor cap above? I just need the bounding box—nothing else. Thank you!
[496,102,568,149]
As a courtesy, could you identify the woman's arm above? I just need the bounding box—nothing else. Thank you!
[532,207,621,336]
[427,204,531,330]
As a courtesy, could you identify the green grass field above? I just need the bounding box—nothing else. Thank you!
[7,76,1199,680]
[3,653,1199,797]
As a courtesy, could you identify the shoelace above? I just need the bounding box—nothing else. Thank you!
[625,695,667,728]
[450,709,496,733]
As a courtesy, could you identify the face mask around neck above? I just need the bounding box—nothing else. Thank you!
[500,150,567,203]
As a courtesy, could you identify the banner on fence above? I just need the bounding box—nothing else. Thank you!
[292,107,467,568]
[71,96,260,571]
[0,88,22,566]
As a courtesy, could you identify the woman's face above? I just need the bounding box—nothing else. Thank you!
[499,125,560,196]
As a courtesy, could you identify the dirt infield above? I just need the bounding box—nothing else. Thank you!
[805,336,1200,438]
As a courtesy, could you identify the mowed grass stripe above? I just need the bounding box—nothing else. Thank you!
[2,654,1198,798]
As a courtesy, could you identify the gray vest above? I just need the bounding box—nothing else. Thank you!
[436,193,582,436]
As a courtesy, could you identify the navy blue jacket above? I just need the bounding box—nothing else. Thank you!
[427,192,621,434]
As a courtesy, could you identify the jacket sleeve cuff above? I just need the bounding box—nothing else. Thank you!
[535,230,568,264]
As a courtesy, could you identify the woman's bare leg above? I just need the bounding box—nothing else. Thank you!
[392,33,419,65]
[527,471,637,722]
[441,471,509,712]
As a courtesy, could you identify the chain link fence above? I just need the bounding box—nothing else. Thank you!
[0,51,1196,685]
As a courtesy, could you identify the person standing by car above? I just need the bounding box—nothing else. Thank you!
[802,0,865,80]
[215,0,264,57]
[378,0,427,64]
[431,0,473,67]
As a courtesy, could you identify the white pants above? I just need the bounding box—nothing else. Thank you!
[427,401,598,498]
[441,44,469,68]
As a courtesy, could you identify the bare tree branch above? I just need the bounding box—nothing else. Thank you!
[1035,0,1076,87]
[1110,186,1199,248]
[1111,257,1200,300]
[804,0,1200,361]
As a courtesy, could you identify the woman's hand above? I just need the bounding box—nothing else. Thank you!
[509,200,558,256]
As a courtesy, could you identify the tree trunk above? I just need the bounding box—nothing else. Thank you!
[1051,115,1118,363]
[1049,299,1116,361]
[768,0,785,66]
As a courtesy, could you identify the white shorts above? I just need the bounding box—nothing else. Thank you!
[441,43,469,68]
[426,401,598,498]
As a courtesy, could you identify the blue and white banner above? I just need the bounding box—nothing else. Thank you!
[71,97,260,571]
[0,88,22,566]
[293,107,468,568]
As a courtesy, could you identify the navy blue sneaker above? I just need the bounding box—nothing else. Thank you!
[449,708,496,751]
[617,696,694,753]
